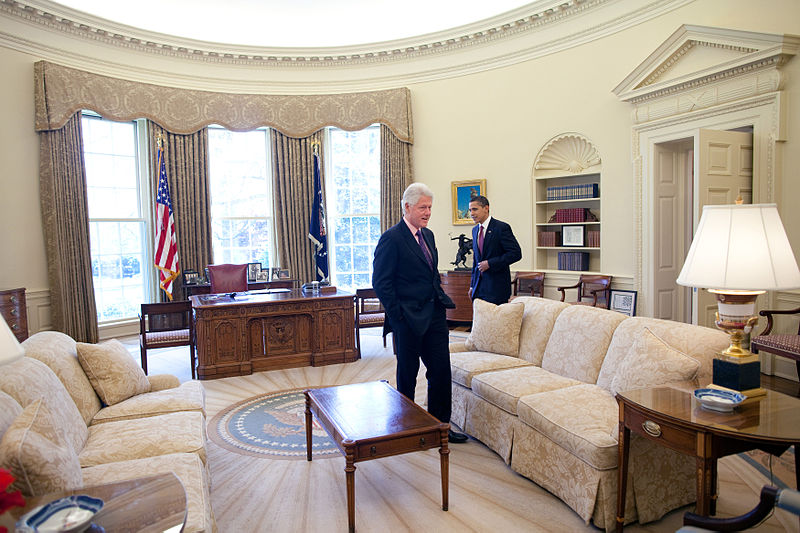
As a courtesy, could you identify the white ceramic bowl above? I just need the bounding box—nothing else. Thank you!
[693,388,746,412]
[16,495,103,533]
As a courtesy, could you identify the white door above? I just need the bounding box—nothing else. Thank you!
[692,128,753,327]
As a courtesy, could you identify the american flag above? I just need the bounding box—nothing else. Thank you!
[308,148,329,282]
[154,139,180,300]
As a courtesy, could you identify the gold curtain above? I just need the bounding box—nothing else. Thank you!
[148,122,213,301]
[38,114,98,342]
[380,124,413,230]
[270,130,324,285]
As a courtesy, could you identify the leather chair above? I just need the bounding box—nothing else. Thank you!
[511,271,545,298]
[355,288,388,356]
[750,305,800,380]
[139,301,195,378]
[557,274,611,308]
[207,263,248,294]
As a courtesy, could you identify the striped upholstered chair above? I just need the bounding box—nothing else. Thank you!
[139,300,195,378]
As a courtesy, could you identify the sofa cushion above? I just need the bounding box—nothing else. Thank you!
[465,299,525,357]
[517,384,619,470]
[541,305,626,384]
[0,399,83,496]
[471,366,583,415]
[0,357,89,453]
[514,297,570,365]
[450,352,532,388]
[609,328,701,395]
[91,380,205,424]
[23,331,103,426]
[0,391,22,437]
[79,411,206,468]
[77,339,152,406]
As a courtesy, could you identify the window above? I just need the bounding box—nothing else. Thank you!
[208,127,275,268]
[325,126,381,293]
[82,114,150,322]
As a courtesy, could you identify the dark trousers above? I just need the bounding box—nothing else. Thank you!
[391,305,452,424]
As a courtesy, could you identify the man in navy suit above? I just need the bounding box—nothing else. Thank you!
[469,195,522,305]
[373,183,467,443]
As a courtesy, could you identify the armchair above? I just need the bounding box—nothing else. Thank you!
[139,301,195,379]
[355,288,387,356]
[557,274,611,308]
[750,305,800,379]
[207,263,248,293]
[511,271,545,298]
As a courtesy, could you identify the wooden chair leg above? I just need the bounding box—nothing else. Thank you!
[356,328,362,358]
[140,345,148,375]
[190,343,196,380]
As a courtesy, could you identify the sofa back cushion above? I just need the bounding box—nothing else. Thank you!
[0,357,89,453]
[0,391,22,438]
[77,339,152,406]
[23,331,102,425]
[541,305,627,383]
[596,317,729,390]
[465,299,525,357]
[514,297,570,365]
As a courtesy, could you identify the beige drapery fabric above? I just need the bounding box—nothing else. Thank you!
[34,61,413,142]
[270,130,325,284]
[38,114,99,342]
[380,124,413,230]
[148,122,213,301]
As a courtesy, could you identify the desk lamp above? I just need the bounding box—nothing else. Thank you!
[677,203,800,394]
[0,315,24,366]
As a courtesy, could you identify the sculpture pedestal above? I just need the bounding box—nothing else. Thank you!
[440,270,472,323]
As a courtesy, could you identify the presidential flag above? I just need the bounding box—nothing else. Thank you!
[154,140,180,300]
[308,149,329,282]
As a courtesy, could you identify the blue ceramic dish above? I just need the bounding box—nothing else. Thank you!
[16,494,104,533]
[693,388,746,412]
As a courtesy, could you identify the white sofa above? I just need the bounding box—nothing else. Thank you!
[450,297,729,531]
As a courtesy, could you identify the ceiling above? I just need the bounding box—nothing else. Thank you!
[50,0,536,48]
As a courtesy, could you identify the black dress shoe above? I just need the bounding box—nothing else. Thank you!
[448,429,468,443]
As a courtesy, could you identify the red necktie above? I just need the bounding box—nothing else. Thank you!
[478,225,484,255]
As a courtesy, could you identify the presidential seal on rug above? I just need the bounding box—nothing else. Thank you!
[209,389,339,459]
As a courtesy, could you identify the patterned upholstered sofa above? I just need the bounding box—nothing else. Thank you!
[0,331,216,532]
[450,297,728,532]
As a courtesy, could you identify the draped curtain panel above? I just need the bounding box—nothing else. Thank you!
[270,130,325,285]
[148,122,213,302]
[34,61,413,142]
[380,124,413,231]
[38,114,99,342]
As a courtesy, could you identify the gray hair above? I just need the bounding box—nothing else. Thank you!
[401,183,434,214]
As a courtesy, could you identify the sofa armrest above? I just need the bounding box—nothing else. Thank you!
[449,341,469,353]
[147,374,180,391]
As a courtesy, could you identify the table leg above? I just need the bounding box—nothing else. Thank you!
[304,393,312,462]
[710,458,718,515]
[345,447,356,533]
[440,429,450,512]
[795,442,799,490]
[616,420,630,532]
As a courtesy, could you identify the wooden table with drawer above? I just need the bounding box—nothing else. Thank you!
[615,386,800,532]
[0,287,28,342]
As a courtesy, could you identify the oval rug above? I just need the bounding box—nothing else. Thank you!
[208,389,339,460]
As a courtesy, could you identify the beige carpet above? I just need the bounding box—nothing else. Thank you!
[198,331,796,532]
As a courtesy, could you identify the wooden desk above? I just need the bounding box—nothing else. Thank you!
[440,270,472,322]
[191,288,358,379]
[184,279,297,298]
[615,387,800,531]
[16,473,186,533]
[305,381,449,533]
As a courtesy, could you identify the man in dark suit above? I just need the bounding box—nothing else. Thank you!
[469,195,522,305]
[372,183,468,443]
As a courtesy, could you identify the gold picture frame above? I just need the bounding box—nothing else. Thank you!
[451,179,486,225]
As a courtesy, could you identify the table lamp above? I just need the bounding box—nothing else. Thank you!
[677,203,800,394]
[0,314,24,366]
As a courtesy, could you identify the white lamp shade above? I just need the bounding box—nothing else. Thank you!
[677,203,800,291]
[0,314,24,366]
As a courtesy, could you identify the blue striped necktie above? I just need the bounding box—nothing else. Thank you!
[416,230,434,270]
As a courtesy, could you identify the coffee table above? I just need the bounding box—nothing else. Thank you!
[305,380,450,532]
[615,386,800,532]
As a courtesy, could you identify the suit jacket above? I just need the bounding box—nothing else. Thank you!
[471,217,522,304]
[373,221,455,337]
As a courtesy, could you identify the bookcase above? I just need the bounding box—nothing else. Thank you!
[533,133,601,273]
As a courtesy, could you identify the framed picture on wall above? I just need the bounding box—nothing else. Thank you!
[247,262,262,282]
[451,179,486,225]
[609,290,637,317]
[562,225,585,247]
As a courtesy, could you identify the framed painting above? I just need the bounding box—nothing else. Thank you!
[451,179,486,225]
[562,225,585,247]
[609,290,637,317]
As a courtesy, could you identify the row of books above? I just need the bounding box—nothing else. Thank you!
[545,183,599,201]
[586,230,600,247]
[538,231,560,247]
[558,252,590,271]
[550,208,597,223]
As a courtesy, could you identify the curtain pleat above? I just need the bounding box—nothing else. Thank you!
[148,122,213,301]
[38,114,98,342]
[270,130,324,285]
[380,124,413,231]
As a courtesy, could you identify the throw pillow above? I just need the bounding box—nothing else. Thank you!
[465,299,525,357]
[610,327,700,395]
[77,339,151,405]
[0,398,83,496]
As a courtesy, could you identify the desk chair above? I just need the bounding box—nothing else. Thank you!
[750,306,800,380]
[139,301,195,379]
[557,274,611,308]
[355,288,388,356]
[207,263,248,294]
[511,271,545,298]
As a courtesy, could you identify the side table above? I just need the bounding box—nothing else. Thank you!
[615,386,800,532]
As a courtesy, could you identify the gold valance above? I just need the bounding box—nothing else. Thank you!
[33,61,413,143]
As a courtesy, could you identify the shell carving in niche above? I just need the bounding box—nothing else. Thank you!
[534,134,601,173]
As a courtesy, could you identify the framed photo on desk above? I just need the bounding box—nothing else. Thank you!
[247,262,261,282]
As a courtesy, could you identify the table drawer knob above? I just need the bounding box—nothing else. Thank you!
[9,308,17,316]
[370,446,377,456]
[642,420,662,438]
[419,437,426,447]
[9,296,16,304]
